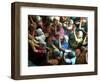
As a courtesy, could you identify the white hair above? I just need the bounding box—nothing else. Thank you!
[78,31,83,38]
[36,16,41,22]
[54,16,60,21]
[36,28,44,36]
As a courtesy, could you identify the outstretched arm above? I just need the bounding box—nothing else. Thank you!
[28,40,38,52]
[28,34,39,44]
[73,27,78,41]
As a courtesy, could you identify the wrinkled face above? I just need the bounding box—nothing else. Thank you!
[53,19,59,26]
[76,31,83,38]
[47,37,52,43]
[61,16,67,22]
[60,36,64,42]
[47,25,52,32]
[55,34,60,39]
[75,49,81,57]
[38,20,43,27]
[76,32,80,37]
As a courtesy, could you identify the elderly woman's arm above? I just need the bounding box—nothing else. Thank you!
[73,27,78,41]
[29,15,35,25]
[28,34,39,44]
[79,19,82,29]
[29,39,46,53]
[73,27,83,43]
[82,35,87,45]
[28,40,38,52]
[51,44,60,51]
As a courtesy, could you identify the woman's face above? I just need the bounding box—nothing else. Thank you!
[76,32,81,38]
[61,16,67,22]
[47,25,52,32]
[77,31,83,38]
[38,20,43,27]
[47,37,52,43]
[53,20,59,26]
[60,36,64,42]
[76,32,79,37]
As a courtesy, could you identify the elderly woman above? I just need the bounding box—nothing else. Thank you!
[46,36,62,65]
[52,16,64,35]
[69,26,84,49]
[35,28,46,45]
[28,21,47,66]
[59,35,76,64]
[60,17,74,36]
[59,35,69,53]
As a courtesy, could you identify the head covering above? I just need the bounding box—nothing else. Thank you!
[67,25,73,30]
[39,39,46,48]
[78,31,83,38]
[35,35,46,48]
[70,19,74,24]
[36,16,42,22]
[64,35,69,42]
[54,16,60,21]
[36,28,44,36]
[49,16,54,21]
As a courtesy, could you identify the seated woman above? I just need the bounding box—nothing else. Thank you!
[46,36,63,65]
[35,27,46,47]
[52,33,63,58]
[59,35,69,52]
[28,39,47,66]
[59,35,76,64]
[28,22,47,66]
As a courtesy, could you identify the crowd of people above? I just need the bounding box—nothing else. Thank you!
[28,15,88,66]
